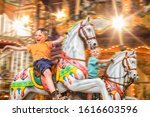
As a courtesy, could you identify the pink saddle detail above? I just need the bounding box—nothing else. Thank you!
[61,51,88,78]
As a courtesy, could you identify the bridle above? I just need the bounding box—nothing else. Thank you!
[103,52,137,89]
[102,52,137,99]
[122,52,137,72]
[78,21,96,41]
[122,52,137,87]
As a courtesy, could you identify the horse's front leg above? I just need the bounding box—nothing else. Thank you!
[64,77,111,100]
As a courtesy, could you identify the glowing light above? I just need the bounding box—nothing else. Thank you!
[13,19,24,30]
[56,10,66,21]
[12,19,25,35]
[112,16,126,31]
[132,88,135,91]
[12,19,31,36]
[21,15,30,24]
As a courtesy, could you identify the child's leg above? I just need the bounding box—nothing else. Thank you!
[43,69,56,94]
[43,69,67,100]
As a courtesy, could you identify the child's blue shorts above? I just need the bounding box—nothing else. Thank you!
[34,58,54,75]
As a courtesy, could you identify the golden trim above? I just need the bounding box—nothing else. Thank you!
[29,67,43,89]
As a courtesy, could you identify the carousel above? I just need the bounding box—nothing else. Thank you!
[0,0,150,100]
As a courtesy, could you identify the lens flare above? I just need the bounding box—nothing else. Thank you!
[112,16,126,31]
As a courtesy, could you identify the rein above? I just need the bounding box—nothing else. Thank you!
[101,52,136,100]
[102,52,136,92]
[102,73,128,87]
[59,52,86,62]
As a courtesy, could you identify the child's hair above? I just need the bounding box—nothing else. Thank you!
[37,28,49,37]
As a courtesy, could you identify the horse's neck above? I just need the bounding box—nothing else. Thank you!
[107,54,126,90]
[63,24,86,66]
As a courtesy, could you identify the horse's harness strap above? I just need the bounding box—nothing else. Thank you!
[102,73,133,100]
[78,21,96,41]
[103,74,124,100]
[103,73,130,87]
[122,52,136,71]
[61,55,86,62]
[102,52,137,99]
[102,73,126,87]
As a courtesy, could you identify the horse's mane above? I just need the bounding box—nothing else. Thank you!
[63,20,87,50]
[67,22,80,35]
[107,51,136,71]
[63,20,86,66]
[113,51,126,61]
[112,51,134,60]
[63,21,80,45]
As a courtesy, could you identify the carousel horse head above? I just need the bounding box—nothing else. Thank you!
[64,16,111,58]
[122,51,138,80]
[104,51,138,99]
[78,16,98,50]
[63,16,98,66]
[107,51,138,87]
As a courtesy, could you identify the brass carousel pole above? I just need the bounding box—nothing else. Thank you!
[36,0,41,29]
[75,0,81,20]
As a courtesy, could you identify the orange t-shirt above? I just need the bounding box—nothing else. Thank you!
[27,41,53,61]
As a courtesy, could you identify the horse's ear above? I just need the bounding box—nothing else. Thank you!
[82,16,90,25]
[87,16,90,22]
[132,51,136,55]
[132,51,135,54]
[129,51,136,56]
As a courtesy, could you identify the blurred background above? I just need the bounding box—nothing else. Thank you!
[0,0,150,100]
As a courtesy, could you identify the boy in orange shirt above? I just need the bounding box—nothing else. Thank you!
[2,28,64,100]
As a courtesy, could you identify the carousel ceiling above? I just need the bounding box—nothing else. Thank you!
[0,0,150,49]
[4,0,34,6]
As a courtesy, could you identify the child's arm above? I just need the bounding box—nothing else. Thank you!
[51,36,64,46]
[97,59,114,67]
[2,45,27,52]
[98,59,111,64]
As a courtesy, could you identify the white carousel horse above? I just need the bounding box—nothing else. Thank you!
[56,17,111,100]
[56,17,138,100]
[57,51,138,100]
[10,17,106,100]
[102,51,138,99]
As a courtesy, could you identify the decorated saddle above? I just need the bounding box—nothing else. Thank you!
[10,52,88,98]
[10,68,47,98]
[56,52,88,83]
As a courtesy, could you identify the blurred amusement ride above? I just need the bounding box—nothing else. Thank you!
[0,0,150,100]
